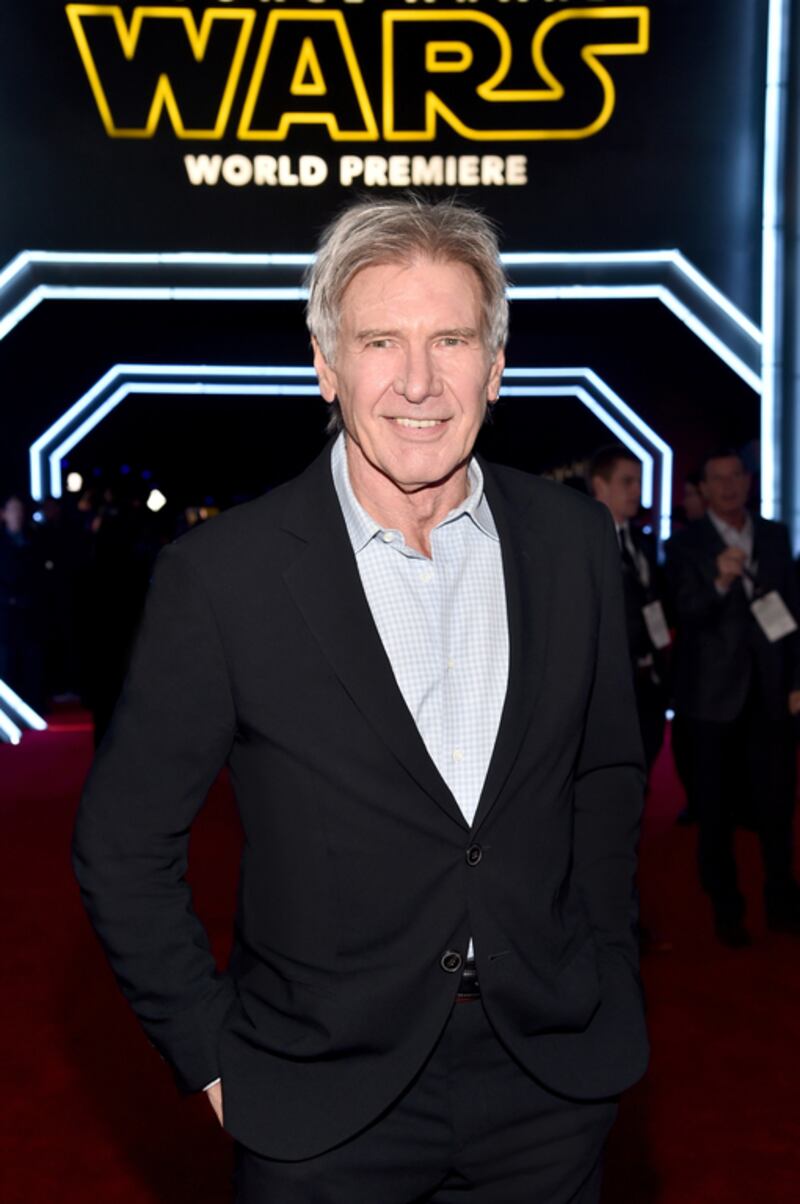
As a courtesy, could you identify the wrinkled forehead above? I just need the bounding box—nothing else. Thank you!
[705,457,747,480]
[336,255,488,330]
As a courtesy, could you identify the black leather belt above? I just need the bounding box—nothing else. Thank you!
[455,960,480,1002]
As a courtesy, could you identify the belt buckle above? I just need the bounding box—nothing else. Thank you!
[455,960,480,1003]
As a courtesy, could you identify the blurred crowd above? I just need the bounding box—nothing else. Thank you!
[0,484,216,744]
[3,443,800,945]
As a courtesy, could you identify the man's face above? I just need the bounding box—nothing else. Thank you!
[592,459,642,524]
[313,257,504,495]
[700,456,750,518]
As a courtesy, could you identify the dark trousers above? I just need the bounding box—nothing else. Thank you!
[687,688,798,923]
[234,998,617,1203]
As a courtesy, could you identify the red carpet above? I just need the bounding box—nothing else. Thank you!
[2,716,799,1202]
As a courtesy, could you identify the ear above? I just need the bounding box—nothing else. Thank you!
[487,348,505,403]
[312,337,338,404]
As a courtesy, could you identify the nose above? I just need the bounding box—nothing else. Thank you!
[393,343,443,404]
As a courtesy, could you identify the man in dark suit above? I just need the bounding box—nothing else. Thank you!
[666,449,800,947]
[588,446,670,776]
[73,199,648,1203]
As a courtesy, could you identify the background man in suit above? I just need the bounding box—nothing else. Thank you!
[666,450,800,947]
[73,198,648,1203]
[588,446,670,777]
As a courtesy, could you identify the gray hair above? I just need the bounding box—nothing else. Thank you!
[305,197,508,431]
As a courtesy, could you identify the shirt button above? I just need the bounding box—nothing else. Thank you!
[447,657,455,670]
[452,748,464,762]
[381,531,395,543]
[440,950,463,974]
[420,568,434,583]
[465,844,482,867]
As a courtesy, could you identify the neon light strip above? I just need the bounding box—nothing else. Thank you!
[0,251,31,292]
[503,367,673,537]
[500,384,655,507]
[656,288,763,393]
[1,249,760,344]
[108,363,317,378]
[760,0,789,519]
[26,250,317,268]
[48,384,133,495]
[0,285,47,343]
[508,285,761,391]
[582,369,674,538]
[509,284,660,300]
[0,253,761,384]
[42,285,310,303]
[46,382,325,496]
[669,252,762,344]
[503,250,760,342]
[0,274,762,400]
[0,709,22,745]
[0,679,47,730]
[37,368,669,532]
[30,366,122,499]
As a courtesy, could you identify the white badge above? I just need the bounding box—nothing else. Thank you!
[751,591,799,643]
[642,600,672,650]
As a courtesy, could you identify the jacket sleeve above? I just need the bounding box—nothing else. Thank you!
[72,542,238,1092]
[664,532,733,624]
[774,523,800,692]
[573,508,646,972]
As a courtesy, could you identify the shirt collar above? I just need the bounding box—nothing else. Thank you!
[708,508,753,544]
[330,432,498,554]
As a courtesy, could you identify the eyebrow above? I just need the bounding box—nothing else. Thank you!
[354,327,480,342]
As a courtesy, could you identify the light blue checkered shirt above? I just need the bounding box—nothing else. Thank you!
[331,433,509,834]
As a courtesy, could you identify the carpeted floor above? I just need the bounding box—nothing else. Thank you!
[2,714,799,1202]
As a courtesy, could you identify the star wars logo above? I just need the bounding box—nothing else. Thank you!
[66,4,650,143]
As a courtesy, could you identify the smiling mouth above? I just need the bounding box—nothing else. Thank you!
[390,417,446,429]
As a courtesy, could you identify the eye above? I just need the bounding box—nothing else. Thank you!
[438,336,466,348]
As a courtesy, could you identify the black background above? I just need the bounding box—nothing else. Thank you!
[0,1,767,510]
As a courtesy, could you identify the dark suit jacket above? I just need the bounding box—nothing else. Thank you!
[665,513,800,722]
[73,444,648,1160]
[620,526,670,674]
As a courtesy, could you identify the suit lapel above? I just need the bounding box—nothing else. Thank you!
[280,446,468,831]
[699,513,726,556]
[472,465,553,834]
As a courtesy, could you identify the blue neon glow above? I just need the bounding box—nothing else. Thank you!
[34,364,672,540]
[0,709,22,744]
[0,251,762,401]
[108,363,317,377]
[760,0,789,521]
[43,285,310,303]
[504,250,761,343]
[500,384,654,506]
[0,679,47,730]
[0,286,47,344]
[503,367,673,539]
[657,289,763,394]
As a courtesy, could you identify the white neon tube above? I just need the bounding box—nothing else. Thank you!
[500,383,655,508]
[760,0,789,519]
[0,679,47,730]
[0,708,23,744]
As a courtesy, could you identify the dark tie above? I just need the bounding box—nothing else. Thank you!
[618,528,641,582]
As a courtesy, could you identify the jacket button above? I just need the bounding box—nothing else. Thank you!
[465,844,482,866]
[440,950,463,974]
